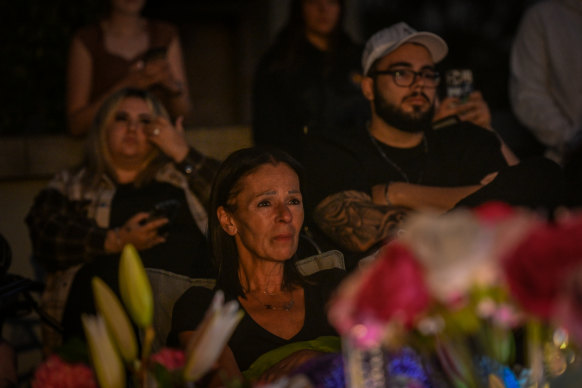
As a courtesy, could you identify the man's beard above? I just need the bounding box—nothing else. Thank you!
[373,83,434,133]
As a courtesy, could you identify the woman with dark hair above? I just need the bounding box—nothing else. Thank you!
[26,88,218,353]
[169,147,345,384]
[252,0,369,161]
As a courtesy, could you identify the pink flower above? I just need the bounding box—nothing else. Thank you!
[150,347,185,371]
[32,354,97,388]
[354,242,431,327]
[472,201,516,224]
[503,215,582,320]
[328,242,430,348]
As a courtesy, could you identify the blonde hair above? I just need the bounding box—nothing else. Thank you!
[81,88,170,189]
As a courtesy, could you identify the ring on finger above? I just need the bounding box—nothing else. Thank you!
[152,128,160,136]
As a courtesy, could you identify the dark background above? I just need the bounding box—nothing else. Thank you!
[0,0,543,155]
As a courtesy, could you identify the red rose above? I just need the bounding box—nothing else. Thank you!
[32,354,97,388]
[502,216,582,319]
[354,241,431,327]
[150,347,185,371]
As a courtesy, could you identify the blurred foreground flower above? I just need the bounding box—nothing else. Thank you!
[32,354,97,388]
[119,244,153,328]
[92,276,137,362]
[183,290,244,381]
[82,314,126,388]
[328,202,557,388]
[151,347,186,371]
[36,244,243,388]
[503,214,582,320]
[328,241,430,349]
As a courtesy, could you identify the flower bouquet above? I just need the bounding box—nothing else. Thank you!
[328,202,582,388]
[32,244,244,388]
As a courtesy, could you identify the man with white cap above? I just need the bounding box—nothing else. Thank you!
[302,22,562,262]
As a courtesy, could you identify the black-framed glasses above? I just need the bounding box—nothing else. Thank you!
[373,69,441,87]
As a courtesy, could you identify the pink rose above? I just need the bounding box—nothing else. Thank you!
[32,354,97,388]
[354,242,431,328]
[150,347,185,371]
[502,215,582,319]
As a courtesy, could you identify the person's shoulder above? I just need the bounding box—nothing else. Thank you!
[336,32,363,55]
[305,128,369,155]
[148,19,179,42]
[74,23,101,46]
[47,167,86,190]
[520,0,564,25]
[526,0,560,14]
[304,266,346,304]
[306,267,346,284]
[255,37,289,76]
[302,252,347,291]
[177,284,215,304]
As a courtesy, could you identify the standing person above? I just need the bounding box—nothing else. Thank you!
[509,0,582,205]
[302,22,563,262]
[252,0,369,161]
[510,0,582,166]
[26,88,218,353]
[67,0,191,136]
[170,147,345,385]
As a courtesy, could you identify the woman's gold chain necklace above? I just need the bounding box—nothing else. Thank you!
[245,290,295,311]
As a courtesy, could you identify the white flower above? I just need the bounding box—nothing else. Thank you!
[92,277,137,362]
[82,314,125,388]
[183,290,244,381]
[118,244,153,328]
[400,210,497,303]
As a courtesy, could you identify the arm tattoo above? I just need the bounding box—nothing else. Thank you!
[313,190,408,253]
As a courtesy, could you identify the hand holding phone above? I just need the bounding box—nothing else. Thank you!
[446,69,474,103]
[139,199,181,236]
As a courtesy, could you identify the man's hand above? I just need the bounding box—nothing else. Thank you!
[434,91,492,129]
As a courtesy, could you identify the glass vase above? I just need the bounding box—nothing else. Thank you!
[342,335,389,388]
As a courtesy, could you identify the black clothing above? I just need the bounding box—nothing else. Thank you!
[302,122,564,263]
[110,182,211,276]
[252,34,369,161]
[168,268,345,372]
[303,121,508,215]
[61,181,214,342]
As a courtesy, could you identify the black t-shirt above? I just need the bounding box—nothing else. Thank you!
[168,268,346,372]
[252,33,369,160]
[110,182,211,277]
[303,122,508,215]
[61,181,214,341]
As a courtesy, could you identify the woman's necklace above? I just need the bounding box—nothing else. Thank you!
[245,289,295,311]
[367,130,428,184]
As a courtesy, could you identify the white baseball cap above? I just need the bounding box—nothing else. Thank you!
[362,22,448,76]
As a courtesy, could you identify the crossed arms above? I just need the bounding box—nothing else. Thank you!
[313,182,485,253]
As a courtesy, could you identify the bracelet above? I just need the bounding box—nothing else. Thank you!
[384,184,392,206]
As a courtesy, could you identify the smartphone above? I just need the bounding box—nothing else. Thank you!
[141,47,167,64]
[139,199,181,235]
[446,69,473,103]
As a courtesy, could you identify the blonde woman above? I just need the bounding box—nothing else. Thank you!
[27,88,218,353]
